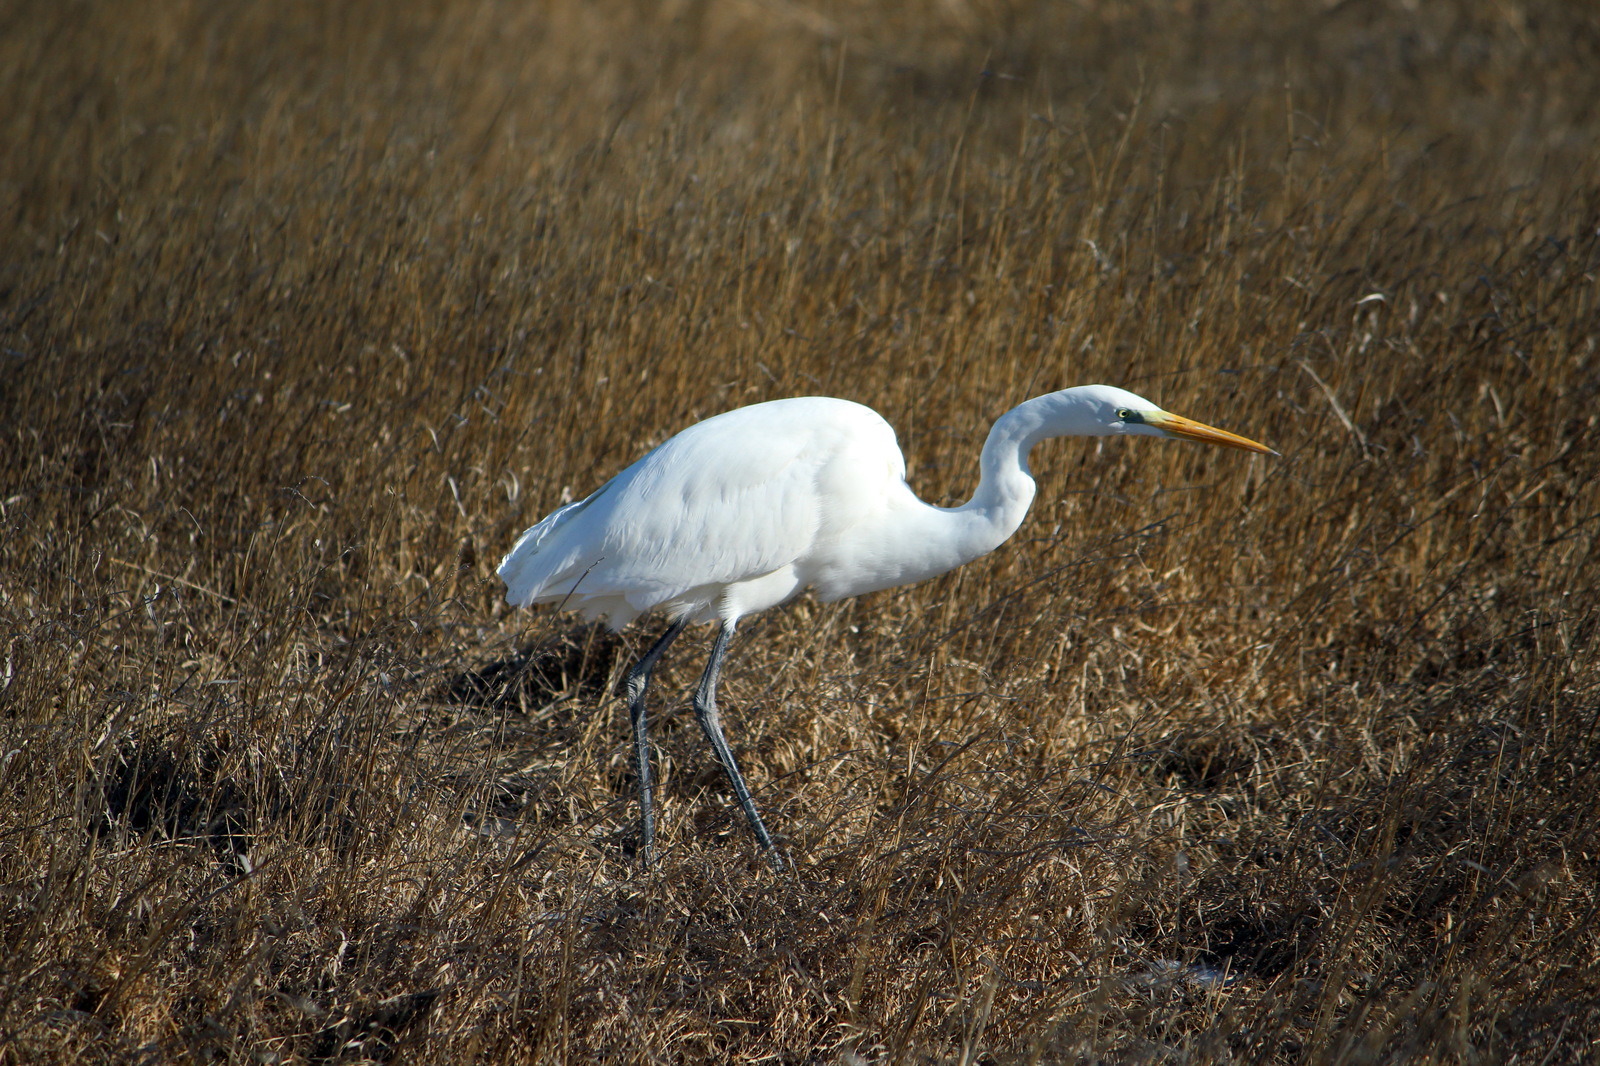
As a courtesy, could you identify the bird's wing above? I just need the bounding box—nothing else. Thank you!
[499,399,898,617]
[581,409,833,598]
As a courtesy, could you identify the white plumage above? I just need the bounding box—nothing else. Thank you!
[499,385,1273,868]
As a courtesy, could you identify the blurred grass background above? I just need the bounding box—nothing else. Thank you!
[2,0,1598,1061]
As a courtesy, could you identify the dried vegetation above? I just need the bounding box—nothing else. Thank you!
[2,0,1598,1062]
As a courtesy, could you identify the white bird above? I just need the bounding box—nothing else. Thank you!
[498,385,1273,868]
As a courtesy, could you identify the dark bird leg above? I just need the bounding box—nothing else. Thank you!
[692,622,784,870]
[624,616,688,867]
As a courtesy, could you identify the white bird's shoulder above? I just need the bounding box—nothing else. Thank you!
[602,396,905,548]
[666,396,900,459]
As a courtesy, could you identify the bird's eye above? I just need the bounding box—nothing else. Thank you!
[1116,408,1133,420]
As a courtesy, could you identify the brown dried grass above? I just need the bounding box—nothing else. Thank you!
[3,0,1598,1062]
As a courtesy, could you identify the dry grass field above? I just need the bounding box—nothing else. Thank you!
[3,0,1599,1061]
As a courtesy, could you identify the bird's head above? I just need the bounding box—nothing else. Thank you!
[1068,384,1276,455]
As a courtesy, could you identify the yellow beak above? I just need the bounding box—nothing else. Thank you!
[1146,411,1277,455]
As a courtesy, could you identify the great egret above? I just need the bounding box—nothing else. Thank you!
[499,385,1273,868]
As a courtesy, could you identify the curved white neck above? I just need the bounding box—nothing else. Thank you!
[951,390,1084,551]
[863,391,1100,592]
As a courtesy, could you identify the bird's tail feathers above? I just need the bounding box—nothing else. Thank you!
[496,497,593,606]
